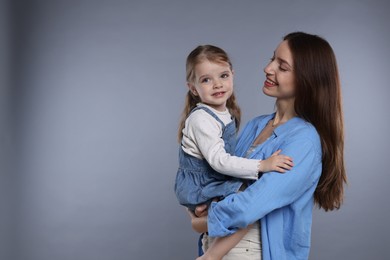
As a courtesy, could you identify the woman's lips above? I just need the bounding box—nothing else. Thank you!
[264,78,277,87]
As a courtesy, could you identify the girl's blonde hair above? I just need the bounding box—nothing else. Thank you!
[177,45,241,142]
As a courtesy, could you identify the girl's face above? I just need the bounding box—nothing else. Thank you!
[188,60,234,111]
[263,40,295,101]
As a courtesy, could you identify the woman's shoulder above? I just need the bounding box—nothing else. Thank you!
[290,117,319,136]
[238,114,273,136]
[245,113,274,127]
[279,117,321,148]
[242,113,319,142]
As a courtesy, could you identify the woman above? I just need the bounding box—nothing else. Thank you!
[190,32,347,260]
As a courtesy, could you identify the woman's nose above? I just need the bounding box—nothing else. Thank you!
[264,63,273,75]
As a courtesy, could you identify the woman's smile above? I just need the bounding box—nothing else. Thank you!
[264,78,277,88]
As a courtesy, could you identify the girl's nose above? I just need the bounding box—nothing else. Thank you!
[213,79,223,89]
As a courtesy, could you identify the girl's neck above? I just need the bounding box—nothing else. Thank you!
[273,99,297,126]
[199,102,227,113]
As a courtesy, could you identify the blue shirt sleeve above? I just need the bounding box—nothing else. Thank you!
[207,134,322,237]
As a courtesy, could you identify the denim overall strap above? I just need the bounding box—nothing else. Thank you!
[190,107,236,257]
[198,233,204,256]
[190,106,226,129]
[175,105,239,204]
[190,105,237,155]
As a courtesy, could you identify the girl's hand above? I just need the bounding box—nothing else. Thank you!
[258,149,294,173]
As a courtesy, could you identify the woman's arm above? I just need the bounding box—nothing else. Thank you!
[190,206,251,260]
[207,136,322,237]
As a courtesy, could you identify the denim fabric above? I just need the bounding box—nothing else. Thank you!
[207,114,322,260]
[174,106,243,211]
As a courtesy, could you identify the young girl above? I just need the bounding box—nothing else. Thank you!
[174,45,294,260]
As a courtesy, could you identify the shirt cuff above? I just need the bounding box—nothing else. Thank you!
[246,159,262,180]
[207,201,238,237]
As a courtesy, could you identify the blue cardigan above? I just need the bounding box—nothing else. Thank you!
[207,114,322,260]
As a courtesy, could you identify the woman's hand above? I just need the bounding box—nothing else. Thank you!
[187,204,209,233]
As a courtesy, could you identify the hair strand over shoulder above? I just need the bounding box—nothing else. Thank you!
[284,32,347,211]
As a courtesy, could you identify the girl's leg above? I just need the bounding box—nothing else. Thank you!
[196,225,252,260]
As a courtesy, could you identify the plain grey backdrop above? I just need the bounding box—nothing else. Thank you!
[2,0,390,259]
[1,1,12,260]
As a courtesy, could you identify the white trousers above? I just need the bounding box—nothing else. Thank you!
[202,221,261,260]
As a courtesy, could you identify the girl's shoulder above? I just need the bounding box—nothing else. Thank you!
[186,108,214,125]
[185,108,223,132]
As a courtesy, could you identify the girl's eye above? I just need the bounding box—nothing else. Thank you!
[201,78,211,83]
[221,73,229,79]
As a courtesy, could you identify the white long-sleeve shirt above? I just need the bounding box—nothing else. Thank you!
[181,103,260,180]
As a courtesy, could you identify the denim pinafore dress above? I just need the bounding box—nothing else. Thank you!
[174,106,243,211]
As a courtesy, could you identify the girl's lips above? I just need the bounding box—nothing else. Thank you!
[212,91,226,97]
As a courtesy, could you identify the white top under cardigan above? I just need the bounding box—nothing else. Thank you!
[181,103,260,180]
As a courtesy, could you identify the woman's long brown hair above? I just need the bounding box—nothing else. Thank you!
[177,45,241,142]
[284,32,347,211]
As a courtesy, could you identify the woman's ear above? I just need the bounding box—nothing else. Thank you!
[187,82,198,96]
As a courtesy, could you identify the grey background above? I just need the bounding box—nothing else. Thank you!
[3,0,390,259]
[1,0,12,260]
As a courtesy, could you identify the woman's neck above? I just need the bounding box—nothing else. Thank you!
[273,99,297,126]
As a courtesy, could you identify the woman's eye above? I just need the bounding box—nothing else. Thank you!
[279,66,287,72]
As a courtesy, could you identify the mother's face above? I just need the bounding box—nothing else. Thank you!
[263,40,295,100]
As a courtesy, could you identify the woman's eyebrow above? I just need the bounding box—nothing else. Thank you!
[277,57,292,69]
[273,51,292,68]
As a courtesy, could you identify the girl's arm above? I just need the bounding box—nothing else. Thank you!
[259,149,293,173]
[186,111,291,180]
[207,136,322,237]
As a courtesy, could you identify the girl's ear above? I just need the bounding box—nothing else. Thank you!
[187,82,198,96]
